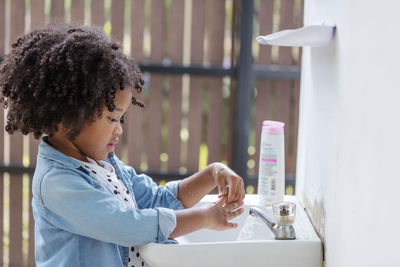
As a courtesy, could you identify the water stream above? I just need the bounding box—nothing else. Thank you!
[237,215,275,241]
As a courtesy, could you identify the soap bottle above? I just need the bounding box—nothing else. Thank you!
[257,120,285,206]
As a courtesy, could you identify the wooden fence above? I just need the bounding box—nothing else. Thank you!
[0,0,303,266]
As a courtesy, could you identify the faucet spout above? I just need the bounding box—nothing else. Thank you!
[249,206,275,230]
[249,206,296,240]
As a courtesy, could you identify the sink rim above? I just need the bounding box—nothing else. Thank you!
[143,194,320,246]
[140,194,323,267]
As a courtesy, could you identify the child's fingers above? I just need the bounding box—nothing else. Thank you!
[227,185,235,203]
[214,195,227,206]
[232,182,245,203]
[217,184,223,197]
[224,199,244,212]
[228,182,242,203]
[225,186,230,204]
[240,183,245,199]
[224,221,238,229]
[217,184,228,197]
[230,182,241,203]
[227,208,244,220]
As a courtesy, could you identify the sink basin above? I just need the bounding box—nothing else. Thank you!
[140,195,322,267]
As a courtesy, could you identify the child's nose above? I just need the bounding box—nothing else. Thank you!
[114,123,123,136]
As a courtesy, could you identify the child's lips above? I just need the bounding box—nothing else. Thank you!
[107,142,117,151]
[107,143,115,151]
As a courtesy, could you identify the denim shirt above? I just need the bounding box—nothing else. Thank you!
[32,138,184,267]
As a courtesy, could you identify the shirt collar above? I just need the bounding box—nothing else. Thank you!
[74,156,115,174]
[38,137,82,169]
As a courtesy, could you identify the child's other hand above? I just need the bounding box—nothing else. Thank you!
[210,162,245,205]
[204,199,244,230]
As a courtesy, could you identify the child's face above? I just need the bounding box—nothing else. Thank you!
[72,88,133,161]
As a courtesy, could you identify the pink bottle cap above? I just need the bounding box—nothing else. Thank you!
[262,120,285,134]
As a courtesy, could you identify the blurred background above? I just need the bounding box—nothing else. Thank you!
[0,0,303,266]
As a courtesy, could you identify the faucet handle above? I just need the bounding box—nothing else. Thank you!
[272,202,296,226]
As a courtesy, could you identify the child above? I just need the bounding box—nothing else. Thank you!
[0,24,245,267]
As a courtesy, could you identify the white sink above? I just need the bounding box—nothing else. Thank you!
[141,195,322,267]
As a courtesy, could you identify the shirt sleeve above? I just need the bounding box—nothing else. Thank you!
[156,207,178,244]
[164,180,180,198]
[155,180,182,243]
[40,167,176,247]
[128,173,184,210]
[113,156,184,211]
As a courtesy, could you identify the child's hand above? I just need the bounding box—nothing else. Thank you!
[170,199,245,238]
[204,198,244,230]
[210,163,245,205]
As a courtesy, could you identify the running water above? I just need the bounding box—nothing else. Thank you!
[236,215,275,241]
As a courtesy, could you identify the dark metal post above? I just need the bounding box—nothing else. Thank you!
[233,0,254,180]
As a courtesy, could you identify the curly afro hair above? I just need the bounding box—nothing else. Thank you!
[0,24,144,140]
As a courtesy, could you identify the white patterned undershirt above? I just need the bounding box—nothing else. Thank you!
[76,157,149,267]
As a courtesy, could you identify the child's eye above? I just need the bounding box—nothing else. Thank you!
[108,117,118,123]
[108,115,126,124]
[120,115,126,124]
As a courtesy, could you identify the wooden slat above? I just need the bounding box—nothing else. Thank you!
[28,175,35,266]
[9,170,23,266]
[275,0,295,174]
[166,77,182,170]
[29,139,39,166]
[31,0,45,29]
[51,0,65,22]
[225,0,236,167]
[254,0,274,175]
[186,0,206,171]
[28,136,39,266]
[91,0,105,27]
[206,0,225,164]
[257,0,274,65]
[225,0,239,168]
[130,0,145,62]
[147,0,165,170]
[206,78,223,163]
[0,0,6,54]
[187,78,204,171]
[126,0,145,167]
[146,75,163,170]
[126,103,144,167]
[71,0,85,24]
[9,1,25,265]
[111,0,124,43]
[166,0,185,170]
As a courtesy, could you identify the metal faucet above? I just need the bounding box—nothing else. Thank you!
[249,205,296,240]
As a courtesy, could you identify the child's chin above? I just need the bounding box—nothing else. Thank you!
[90,153,108,161]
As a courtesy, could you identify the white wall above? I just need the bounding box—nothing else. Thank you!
[296,0,400,266]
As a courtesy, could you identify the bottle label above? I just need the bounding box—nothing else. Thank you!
[259,143,278,196]
[258,129,285,205]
